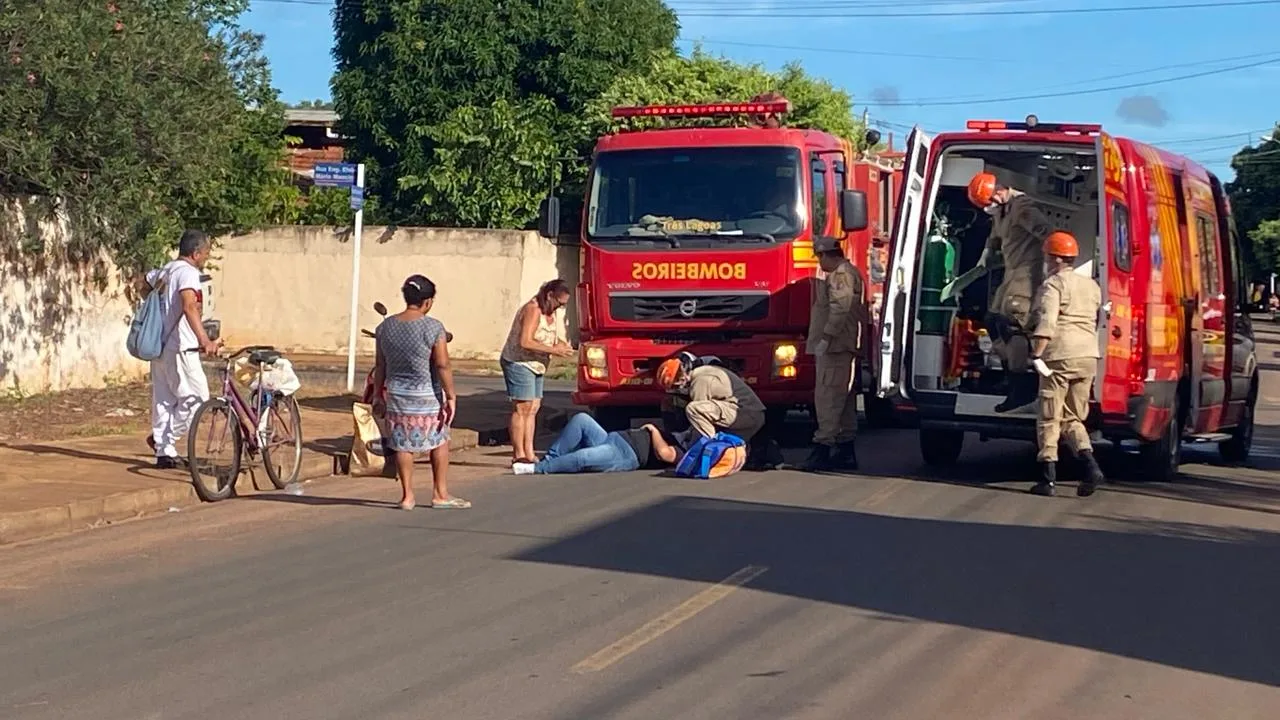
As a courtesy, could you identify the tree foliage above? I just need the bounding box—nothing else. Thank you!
[1247,219,1280,276]
[586,48,866,145]
[1226,125,1280,278]
[0,0,292,270]
[331,0,677,227]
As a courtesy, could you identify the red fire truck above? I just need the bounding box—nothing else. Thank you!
[879,117,1258,480]
[538,99,902,431]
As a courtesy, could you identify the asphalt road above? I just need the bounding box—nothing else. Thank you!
[5,339,1280,718]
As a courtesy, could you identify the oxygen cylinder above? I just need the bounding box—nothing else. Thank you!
[918,229,958,336]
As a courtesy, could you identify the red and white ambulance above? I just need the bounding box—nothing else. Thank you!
[879,117,1259,480]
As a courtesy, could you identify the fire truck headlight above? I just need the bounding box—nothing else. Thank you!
[587,367,607,380]
[773,343,798,367]
[583,345,606,368]
[777,365,798,379]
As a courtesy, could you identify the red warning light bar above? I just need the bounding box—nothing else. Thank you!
[966,118,1102,135]
[611,100,792,119]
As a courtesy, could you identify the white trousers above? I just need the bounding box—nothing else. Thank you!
[150,349,210,458]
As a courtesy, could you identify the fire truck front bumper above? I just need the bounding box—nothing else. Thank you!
[572,335,816,409]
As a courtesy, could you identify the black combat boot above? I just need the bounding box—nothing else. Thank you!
[1077,451,1105,497]
[1029,462,1056,496]
[995,372,1040,413]
[800,444,833,472]
[831,442,860,471]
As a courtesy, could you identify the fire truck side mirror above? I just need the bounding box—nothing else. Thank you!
[840,189,869,232]
[538,195,561,239]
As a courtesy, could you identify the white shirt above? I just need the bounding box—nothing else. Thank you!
[146,259,204,353]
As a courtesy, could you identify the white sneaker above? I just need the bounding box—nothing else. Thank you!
[512,462,536,475]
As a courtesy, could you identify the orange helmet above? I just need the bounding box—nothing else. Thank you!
[967,172,997,208]
[655,358,684,389]
[1044,231,1079,258]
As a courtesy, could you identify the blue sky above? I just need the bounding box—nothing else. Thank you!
[243,0,1280,180]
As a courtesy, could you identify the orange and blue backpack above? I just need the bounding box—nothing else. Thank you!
[674,432,748,479]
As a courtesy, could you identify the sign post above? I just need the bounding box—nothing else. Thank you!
[313,161,366,392]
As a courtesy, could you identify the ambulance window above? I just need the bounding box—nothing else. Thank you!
[811,157,829,234]
[1111,201,1132,272]
[1196,214,1220,295]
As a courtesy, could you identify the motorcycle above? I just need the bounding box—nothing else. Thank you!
[358,301,454,403]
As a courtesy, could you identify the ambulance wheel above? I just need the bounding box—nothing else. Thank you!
[919,428,964,467]
[591,407,633,432]
[1219,381,1256,465]
[863,393,895,430]
[1137,395,1182,482]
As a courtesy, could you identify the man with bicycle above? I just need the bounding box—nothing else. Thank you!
[145,229,221,469]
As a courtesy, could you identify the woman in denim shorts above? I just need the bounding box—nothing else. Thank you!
[500,279,574,464]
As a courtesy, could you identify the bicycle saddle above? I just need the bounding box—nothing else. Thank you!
[249,349,282,366]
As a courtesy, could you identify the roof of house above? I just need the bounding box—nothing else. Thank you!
[284,109,339,126]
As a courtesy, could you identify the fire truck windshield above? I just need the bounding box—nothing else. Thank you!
[586,146,803,244]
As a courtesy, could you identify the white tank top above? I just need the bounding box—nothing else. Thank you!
[501,302,562,375]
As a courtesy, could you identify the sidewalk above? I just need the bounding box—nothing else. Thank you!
[0,387,575,546]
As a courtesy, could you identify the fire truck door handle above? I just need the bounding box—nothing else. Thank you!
[1111,326,1122,339]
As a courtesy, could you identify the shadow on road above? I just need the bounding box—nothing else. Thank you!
[512,495,1280,687]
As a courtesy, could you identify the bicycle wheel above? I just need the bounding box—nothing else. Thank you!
[262,394,304,489]
[188,398,243,502]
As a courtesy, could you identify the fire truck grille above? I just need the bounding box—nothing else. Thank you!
[610,294,769,322]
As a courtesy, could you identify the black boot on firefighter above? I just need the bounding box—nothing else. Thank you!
[1030,462,1056,497]
[832,442,860,471]
[800,444,833,472]
[1077,450,1105,497]
[746,437,784,471]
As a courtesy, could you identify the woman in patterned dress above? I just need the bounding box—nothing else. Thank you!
[371,275,469,510]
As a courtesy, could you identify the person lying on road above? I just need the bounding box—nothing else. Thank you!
[512,412,681,475]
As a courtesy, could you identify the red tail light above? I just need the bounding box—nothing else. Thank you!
[1128,303,1146,395]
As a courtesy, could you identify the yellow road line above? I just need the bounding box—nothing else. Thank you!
[571,565,769,674]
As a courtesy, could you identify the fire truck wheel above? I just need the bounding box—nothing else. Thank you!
[919,428,964,467]
[1219,381,1256,465]
[1137,395,1183,483]
[863,393,895,429]
[590,407,633,432]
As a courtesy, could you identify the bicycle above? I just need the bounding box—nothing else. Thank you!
[187,346,304,502]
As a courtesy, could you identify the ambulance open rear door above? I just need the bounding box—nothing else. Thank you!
[877,127,932,400]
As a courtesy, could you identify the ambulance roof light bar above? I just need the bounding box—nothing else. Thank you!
[611,100,792,119]
[966,115,1102,135]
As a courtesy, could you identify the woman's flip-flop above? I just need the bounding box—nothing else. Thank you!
[431,497,471,509]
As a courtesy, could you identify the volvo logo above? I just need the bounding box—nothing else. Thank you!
[678,299,698,318]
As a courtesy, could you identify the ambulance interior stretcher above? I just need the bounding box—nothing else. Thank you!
[909,143,1100,417]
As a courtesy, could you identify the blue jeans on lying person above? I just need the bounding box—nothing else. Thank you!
[535,413,639,474]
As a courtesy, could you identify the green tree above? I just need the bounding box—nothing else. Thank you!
[0,0,291,270]
[288,99,335,110]
[330,0,677,228]
[586,49,864,143]
[1248,219,1280,276]
[1226,125,1280,278]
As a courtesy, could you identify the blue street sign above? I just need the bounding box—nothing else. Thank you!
[349,186,364,211]
[314,162,357,187]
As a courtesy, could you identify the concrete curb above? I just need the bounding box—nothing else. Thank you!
[0,423,489,547]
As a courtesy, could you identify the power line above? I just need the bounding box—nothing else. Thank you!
[256,0,1280,15]
[1158,129,1278,146]
[669,0,1280,18]
[865,54,1280,107]
[676,37,992,63]
[865,51,1280,105]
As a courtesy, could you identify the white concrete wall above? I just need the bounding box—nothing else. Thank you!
[209,226,580,360]
[0,200,147,394]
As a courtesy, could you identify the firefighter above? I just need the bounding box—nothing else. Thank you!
[966,171,1054,413]
[1027,231,1106,497]
[655,357,768,449]
[801,235,868,471]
